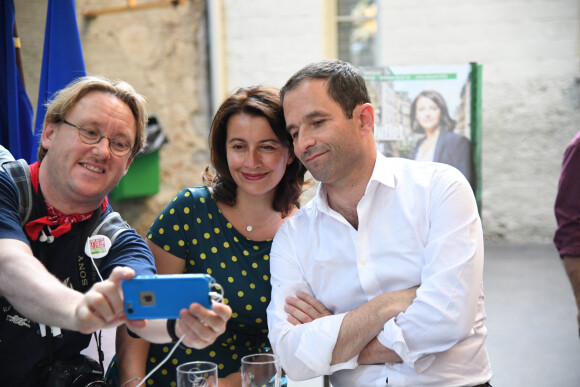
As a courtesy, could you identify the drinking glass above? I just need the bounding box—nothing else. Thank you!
[176,361,218,387]
[241,353,281,387]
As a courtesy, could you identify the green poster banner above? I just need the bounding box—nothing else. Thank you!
[360,63,482,213]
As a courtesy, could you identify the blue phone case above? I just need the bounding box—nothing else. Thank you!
[122,274,214,320]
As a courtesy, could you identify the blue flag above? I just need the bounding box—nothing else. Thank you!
[0,0,35,162]
[34,0,86,162]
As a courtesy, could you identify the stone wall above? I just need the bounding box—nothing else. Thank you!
[15,0,211,236]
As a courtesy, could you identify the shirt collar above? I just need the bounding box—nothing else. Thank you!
[368,152,395,189]
[314,152,396,211]
[314,182,330,212]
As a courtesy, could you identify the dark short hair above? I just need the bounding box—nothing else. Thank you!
[202,86,306,217]
[280,59,370,119]
[38,75,148,161]
[410,90,456,134]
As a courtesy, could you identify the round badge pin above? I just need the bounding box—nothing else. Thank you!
[85,234,112,259]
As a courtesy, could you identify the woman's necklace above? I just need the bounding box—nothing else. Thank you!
[235,207,279,232]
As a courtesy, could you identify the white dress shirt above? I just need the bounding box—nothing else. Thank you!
[267,154,492,386]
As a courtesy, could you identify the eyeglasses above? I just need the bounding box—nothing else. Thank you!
[62,120,134,157]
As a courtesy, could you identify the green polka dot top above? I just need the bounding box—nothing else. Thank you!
[145,186,273,383]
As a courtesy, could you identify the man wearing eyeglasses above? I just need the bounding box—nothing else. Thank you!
[0,75,232,386]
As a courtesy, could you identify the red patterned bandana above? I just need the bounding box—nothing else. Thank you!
[24,161,108,241]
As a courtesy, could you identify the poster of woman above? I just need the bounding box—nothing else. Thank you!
[361,64,481,200]
[411,89,472,184]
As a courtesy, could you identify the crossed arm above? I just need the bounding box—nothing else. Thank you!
[285,288,416,365]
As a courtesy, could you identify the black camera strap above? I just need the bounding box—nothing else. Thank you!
[75,208,106,374]
[31,185,105,372]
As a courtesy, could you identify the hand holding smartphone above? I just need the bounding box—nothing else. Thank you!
[122,274,214,320]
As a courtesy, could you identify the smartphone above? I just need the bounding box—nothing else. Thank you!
[122,274,214,320]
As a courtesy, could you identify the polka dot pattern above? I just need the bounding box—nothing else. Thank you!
[141,186,274,384]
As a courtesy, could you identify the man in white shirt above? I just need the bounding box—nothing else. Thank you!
[266,60,492,386]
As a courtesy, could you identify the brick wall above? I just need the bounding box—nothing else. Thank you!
[222,0,327,91]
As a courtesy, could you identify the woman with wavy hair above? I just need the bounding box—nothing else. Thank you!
[109,86,306,386]
[411,90,472,185]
